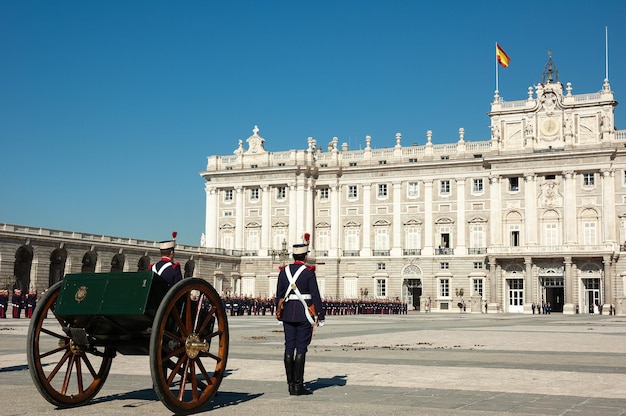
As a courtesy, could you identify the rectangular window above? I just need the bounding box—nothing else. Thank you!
[470,225,485,250]
[319,188,329,200]
[441,155,449,160]
[224,189,233,202]
[221,232,234,250]
[379,160,387,165]
[405,226,420,250]
[508,279,524,306]
[544,223,559,246]
[440,180,451,195]
[509,224,520,246]
[250,188,259,201]
[378,184,388,198]
[376,279,386,298]
[473,279,483,296]
[408,182,419,198]
[473,179,484,193]
[377,263,386,270]
[273,230,287,252]
[583,173,595,187]
[277,186,286,200]
[473,262,483,269]
[348,185,358,199]
[349,162,357,167]
[440,279,449,297]
[409,158,418,163]
[440,262,449,269]
[511,231,520,246]
[317,229,330,252]
[509,177,519,192]
[246,229,259,251]
[583,222,597,245]
[345,228,359,251]
[374,228,389,251]
[223,210,233,217]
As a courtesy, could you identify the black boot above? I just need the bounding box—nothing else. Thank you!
[293,353,312,395]
[284,354,295,395]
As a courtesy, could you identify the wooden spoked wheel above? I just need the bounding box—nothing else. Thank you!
[27,281,114,407]
[150,278,229,415]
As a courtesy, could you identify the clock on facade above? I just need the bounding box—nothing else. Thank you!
[541,117,560,136]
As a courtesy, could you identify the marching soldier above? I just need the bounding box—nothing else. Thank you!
[26,290,37,318]
[12,289,22,318]
[276,243,325,396]
[150,233,183,286]
[0,289,8,318]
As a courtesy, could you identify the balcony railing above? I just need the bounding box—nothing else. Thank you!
[436,248,454,255]
[488,244,615,256]
[372,250,390,256]
[403,249,422,256]
[343,250,360,257]
[467,248,487,254]
[315,250,329,257]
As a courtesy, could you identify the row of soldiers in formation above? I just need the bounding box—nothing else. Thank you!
[0,288,37,319]
[223,296,409,316]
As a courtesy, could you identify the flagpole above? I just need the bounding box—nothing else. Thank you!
[605,26,609,81]
[495,42,499,93]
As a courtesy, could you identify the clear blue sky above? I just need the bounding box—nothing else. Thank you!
[2,1,625,246]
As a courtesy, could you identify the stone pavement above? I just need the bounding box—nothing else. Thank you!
[1,312,625,415]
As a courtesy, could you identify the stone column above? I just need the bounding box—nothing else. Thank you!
[362,184,371,256]
[456,178,466,254]
[524,257,533,313]
[205,185,218,248]
[563,170,577,245]
[489,175,502,247]
[563,256,574,314]
[602,169,616,243]
[603,255,613,309]
[235,186,244,250]
[524,173,538,245]
[261,185,270,256]
[304,177,314,249]
[488,256,498,311]
[295,177,306,241]
[330,184,340,257]
[423,180,434,256]
[392,181,402,256]
[289,184,298,245]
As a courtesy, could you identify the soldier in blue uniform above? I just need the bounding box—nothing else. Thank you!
[150,237,183,286]
[0,289,8,318]
[276,243,325,396]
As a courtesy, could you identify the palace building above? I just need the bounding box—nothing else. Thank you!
[200,54,626,314]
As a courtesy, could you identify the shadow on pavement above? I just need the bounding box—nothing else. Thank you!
[308,374,347,392]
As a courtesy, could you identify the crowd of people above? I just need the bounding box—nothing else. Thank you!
[221,295,409,317]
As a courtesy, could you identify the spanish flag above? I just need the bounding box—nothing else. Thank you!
[496,43,510,68]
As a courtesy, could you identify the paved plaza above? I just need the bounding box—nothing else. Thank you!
[1,312,625,415]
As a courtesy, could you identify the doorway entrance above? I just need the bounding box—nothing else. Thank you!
[403,279,422,311]
[540,276,564,313]
[583,278,600,314]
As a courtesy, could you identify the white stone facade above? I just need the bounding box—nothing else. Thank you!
[201,58,626,314]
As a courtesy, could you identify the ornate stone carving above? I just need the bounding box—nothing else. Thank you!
[538,181,563,208]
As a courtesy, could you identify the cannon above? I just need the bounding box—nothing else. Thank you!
[26,271,229,415]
